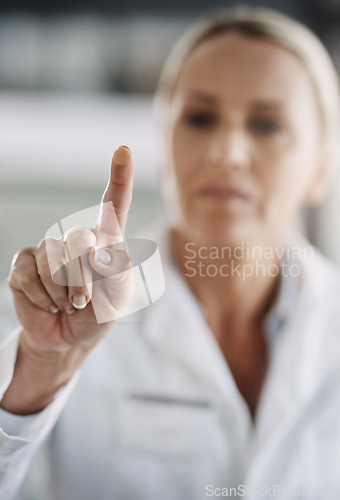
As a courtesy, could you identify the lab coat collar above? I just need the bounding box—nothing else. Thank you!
[264,240,301,356]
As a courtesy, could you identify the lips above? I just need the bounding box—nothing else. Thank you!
[198,185,250,202]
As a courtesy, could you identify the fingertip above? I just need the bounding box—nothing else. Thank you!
[72,295,87,309]
[112,145,133,166]
[65,305,76,315]
[94,246,112,265]
[89,246,113,269]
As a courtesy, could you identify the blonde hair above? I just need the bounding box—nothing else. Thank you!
[154,6,340,153]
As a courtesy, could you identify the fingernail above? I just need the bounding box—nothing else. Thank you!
[50,305,59,314]
[72,295,87,309]
[113,146,131,165]
[94,246,111,265]
[65,305,76,315]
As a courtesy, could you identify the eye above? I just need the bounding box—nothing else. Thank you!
[248,117,282,135]
[184,112,217,129]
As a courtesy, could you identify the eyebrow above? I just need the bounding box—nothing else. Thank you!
[251,101,285,111]
[183,91,285,110]
[183,91,218,105]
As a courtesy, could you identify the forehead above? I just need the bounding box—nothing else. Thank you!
[173,32,315,106]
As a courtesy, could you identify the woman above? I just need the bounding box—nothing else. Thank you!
[1,6,340,500]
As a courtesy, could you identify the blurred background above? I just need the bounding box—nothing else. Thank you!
[1,2,340,499]
[1,0,340,284]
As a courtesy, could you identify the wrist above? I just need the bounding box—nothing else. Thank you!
[0,332,93,415]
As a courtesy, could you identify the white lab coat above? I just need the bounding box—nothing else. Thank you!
[0,221,340,500]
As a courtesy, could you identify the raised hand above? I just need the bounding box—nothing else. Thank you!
[2,146,135,414]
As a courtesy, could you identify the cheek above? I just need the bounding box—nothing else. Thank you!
[257,142,318,220]
[271,108,321,202]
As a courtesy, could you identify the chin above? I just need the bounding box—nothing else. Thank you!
[184,215,259,248]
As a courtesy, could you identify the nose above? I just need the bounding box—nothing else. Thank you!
[207,129,251,170]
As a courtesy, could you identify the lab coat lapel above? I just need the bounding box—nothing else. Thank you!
[245,250,340,481]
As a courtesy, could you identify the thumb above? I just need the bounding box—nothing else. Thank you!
[89,244,131,279]
[88,244,135,323]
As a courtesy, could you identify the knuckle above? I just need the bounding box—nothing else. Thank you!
[64,227,96,248]
[8,249,35,284]
[20,271,40,288]
[10,250,22,268]
[37,238,47,251]
[10,248,32,268]
[8,253,21,283]
[37,236,60,251]
[37,262,52,281]
[45,247,67,275]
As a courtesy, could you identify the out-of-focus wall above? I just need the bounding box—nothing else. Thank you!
[310,171,340,266]
[1,8,340,285]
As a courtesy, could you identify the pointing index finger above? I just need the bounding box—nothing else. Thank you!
[97,145,134,247]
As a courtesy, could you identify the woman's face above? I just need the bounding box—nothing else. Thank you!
[164,32,325,245]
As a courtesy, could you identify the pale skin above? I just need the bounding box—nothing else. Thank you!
[1,32,330,419]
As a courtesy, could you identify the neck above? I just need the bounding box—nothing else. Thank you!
[171,228,282,334]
